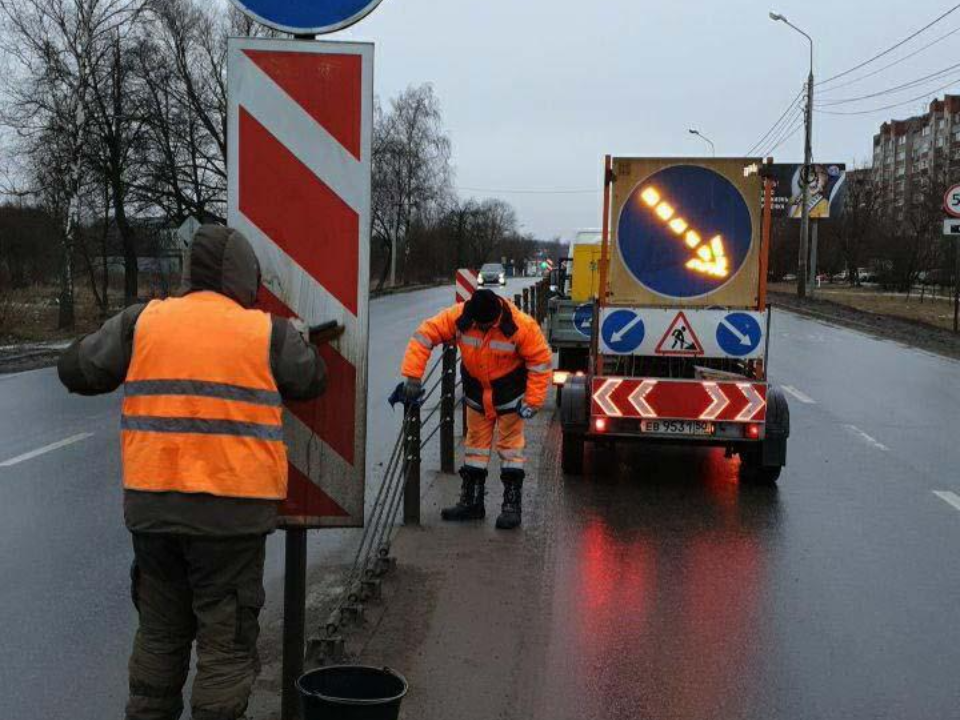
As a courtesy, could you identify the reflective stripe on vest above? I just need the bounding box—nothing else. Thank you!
[121,292,287,500]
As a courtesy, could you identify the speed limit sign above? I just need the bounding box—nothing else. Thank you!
[945,182,960,218]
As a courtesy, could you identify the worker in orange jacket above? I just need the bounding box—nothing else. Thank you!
[399,289,552,529]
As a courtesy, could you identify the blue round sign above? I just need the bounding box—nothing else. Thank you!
[716,312,763,357]
[573,303,594,338]
[601,310,645,354]
[229,0,385,34]
[617,165,753,299]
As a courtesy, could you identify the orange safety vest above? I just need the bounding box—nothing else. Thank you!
[121,291,287,500]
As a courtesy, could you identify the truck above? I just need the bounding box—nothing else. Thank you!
[545,230,603,389]
[558,157,790,484]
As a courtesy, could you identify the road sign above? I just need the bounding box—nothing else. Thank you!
[655,311,703,356]
[600,309,646,354]
[573,303,594,337]
[610,159,760,305]
[176,216,201,247]
[598,307,766,359]
[945,219,960,236]
[716,312,763,357]
[456,268,478,303]
[228,0,385,35]
[228,38,373,528]
[945,183,960,218]
[590,377,767,422]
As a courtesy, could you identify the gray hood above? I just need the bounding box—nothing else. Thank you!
[182,225,260,308]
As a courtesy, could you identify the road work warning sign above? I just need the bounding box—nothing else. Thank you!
[655,311,703,356]
[227,38,373,528]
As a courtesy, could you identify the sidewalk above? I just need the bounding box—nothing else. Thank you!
[249,408,559,719]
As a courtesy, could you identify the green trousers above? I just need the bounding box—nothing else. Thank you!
[126,533,267,720]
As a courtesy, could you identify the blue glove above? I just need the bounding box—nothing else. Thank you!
[517,402,538,420]
[389,379,424,408]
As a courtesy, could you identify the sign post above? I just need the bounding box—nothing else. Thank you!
[943,182,960,333]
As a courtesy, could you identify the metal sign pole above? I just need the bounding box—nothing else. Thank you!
[281,528,307,720]
[954,239,959,334]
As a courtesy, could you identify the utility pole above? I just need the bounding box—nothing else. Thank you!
[770,11,814,300]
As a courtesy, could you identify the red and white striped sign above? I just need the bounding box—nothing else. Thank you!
[227,38,373,528]
[456,268,478,303]
[591,377,767,422]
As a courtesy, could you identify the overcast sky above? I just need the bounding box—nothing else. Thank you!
[300,0,958,239]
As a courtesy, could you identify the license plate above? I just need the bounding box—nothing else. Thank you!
[640,420,715,436]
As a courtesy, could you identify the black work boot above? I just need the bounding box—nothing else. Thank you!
[495,469,525,530]
[441,467,486,521]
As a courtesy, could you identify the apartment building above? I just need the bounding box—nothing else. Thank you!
[871,94,960,220]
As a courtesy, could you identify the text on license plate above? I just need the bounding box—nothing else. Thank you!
[640,420,715,436]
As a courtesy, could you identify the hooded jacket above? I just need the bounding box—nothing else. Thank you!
[58,225,326,536]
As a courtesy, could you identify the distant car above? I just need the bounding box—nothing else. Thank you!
[783,273,797,282]
[477,263,506,287]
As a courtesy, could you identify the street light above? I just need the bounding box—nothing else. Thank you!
[688,128,715,157]
[770,10,815,299]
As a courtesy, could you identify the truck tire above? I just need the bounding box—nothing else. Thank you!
[562,430,585,475]
[739,449,781,485]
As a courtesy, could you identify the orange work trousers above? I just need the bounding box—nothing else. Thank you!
[464,406,525,471]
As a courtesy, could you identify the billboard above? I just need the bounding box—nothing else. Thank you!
[769,163,846,219]
[608,158,763,308]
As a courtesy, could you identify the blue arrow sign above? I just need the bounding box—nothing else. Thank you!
[601,310,646,354]
[716,312,763,357]
[229,0,384,34]
[573,303,594,338]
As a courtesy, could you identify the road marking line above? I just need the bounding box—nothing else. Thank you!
[933,491,960,513]
[844,425,889,452]
[782,385,816,404]
[0,432,94,467]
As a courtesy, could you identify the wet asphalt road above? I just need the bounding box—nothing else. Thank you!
[0,278,534,720]
[524,310,960,720]
[3,291,960,719]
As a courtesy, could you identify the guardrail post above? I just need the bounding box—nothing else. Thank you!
[440,343,456,474]
[522,287,530,314]
[530,284,538,318]
[514,293,522,309]
[403,402,421,525]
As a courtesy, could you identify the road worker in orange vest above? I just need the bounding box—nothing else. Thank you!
[58,226,328,720]
[399,288,553,529]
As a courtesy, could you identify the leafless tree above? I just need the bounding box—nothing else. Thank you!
[372,84,453,289]
[836,167,879,285]
[0,0,142,327]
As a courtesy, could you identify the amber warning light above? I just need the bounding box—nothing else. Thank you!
[639,186,729,278]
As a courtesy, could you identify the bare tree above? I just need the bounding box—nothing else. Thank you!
[372,84,453,289]
[0,0,142,327]
[836,167,879,286]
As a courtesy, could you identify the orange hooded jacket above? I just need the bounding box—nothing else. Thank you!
[401,297,552,419]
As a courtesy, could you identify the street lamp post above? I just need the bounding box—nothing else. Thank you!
[688,128,715,156]
[770,11,814,299]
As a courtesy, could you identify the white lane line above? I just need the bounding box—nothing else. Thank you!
[0,432,94,467]
[933,491,960,513]
[781,385,816,404]
[844,425,889,452]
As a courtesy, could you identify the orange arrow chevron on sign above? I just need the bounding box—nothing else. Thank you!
[639,186,730,278]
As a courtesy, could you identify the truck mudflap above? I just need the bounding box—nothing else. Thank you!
[590,377,767,423]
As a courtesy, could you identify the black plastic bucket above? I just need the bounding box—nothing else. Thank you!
[297,665,408,720]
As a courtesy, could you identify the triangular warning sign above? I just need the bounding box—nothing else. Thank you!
[655,311,703,356]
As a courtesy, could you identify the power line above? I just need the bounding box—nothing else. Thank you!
[758,105,805,157]
[817,2,960,87]
[817,24,960,94]
[744,85,805,156]
[817,60,960,106]
[816,76,960,115]
[456,186,600,195]
[767,118,806,155]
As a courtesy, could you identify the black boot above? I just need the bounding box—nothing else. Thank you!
[441,467,486,521]
[495,469,524,530]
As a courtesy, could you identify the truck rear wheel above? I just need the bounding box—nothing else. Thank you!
[739,449,781,485]
[561,430,585,475]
